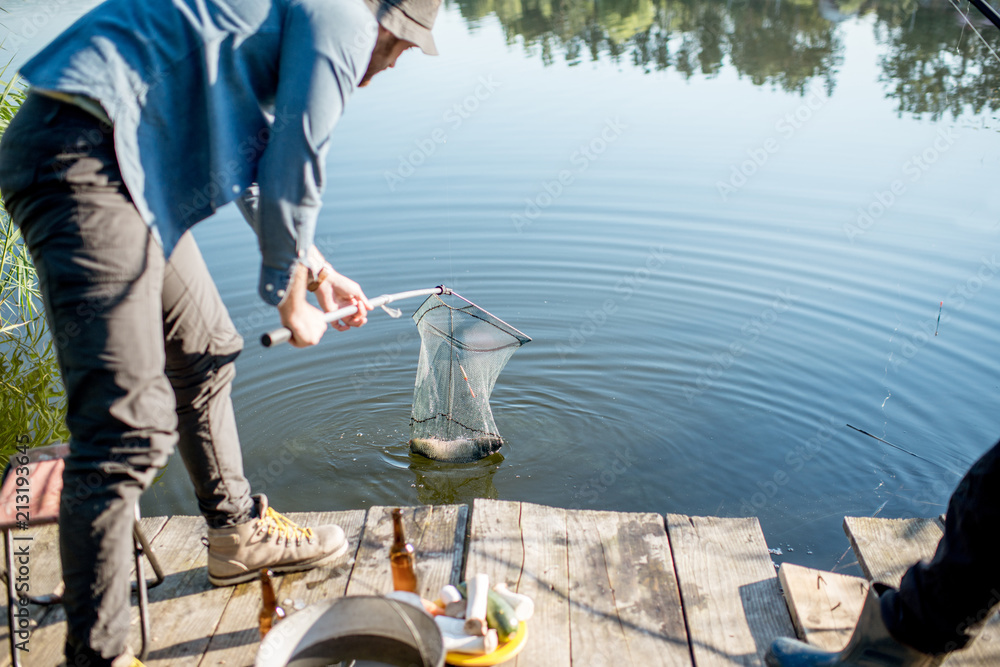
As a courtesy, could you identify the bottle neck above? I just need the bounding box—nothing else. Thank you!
[391,510,407,548]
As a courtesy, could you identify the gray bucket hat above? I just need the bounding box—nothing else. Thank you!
[363,0,442,55]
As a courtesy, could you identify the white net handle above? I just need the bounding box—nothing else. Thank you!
[261,286,449,347]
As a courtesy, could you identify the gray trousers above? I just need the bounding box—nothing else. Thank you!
[0,93,255,664]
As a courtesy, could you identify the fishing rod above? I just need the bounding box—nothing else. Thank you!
[846,424,964,476]
[846,424,934,464]
[951,0,1000,65]
[968,0,1000,30]
[261,285,450,347]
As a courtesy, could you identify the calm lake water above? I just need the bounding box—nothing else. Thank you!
[5,0,1000,573]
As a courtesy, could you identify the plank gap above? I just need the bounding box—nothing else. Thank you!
[664,513,698,667]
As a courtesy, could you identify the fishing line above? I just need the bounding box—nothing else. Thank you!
[861,1,990,492]
[870,498,889,518]
[948,0,1000,66]
[831,545,858,573]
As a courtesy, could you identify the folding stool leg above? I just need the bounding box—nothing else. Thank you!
[5,529,22,667]
[132,523,164,590]
[133,526,152,662]
[132,505,164,661]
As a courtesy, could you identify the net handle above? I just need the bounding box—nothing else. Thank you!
[261,285,450,347]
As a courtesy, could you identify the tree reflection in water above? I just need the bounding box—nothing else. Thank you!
[449,0,1000,117]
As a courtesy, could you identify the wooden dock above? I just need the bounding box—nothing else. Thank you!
[1,500,997,666]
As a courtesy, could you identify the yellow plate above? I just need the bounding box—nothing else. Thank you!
[446,622,528,666]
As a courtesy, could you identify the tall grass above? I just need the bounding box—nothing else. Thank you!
[0,73,69,467]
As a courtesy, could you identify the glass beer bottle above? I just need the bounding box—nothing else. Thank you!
[258,569,284,639]
[390,508,419,593]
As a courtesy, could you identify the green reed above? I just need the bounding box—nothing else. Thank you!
[0,72,69,467]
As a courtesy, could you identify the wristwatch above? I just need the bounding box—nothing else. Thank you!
[307,261,334,292]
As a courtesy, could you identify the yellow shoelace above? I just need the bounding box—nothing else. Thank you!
[261,506,315,541]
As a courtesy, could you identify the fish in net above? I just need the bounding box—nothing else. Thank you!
[409,292,530,462]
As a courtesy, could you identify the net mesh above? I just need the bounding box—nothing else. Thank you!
[409,292,530,462]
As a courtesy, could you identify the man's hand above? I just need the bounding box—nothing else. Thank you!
[276,262,371,347]
[306,246,372,331]
[313,268,372,331]
[277,264,327,347]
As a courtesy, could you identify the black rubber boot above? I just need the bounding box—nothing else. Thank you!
[766,586,946,667]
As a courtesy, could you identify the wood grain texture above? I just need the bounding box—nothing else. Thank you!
[843,517,942,586]
[667,514,794,667]
[512,502,570,667]
[464,499,578,667]
[138,516,236,666]
[844,516,1000,667]
[777,563,868,651]
[566,510,691,667]
[344,504,467,600]
[566,509,627,665]
[197,509,365,667]
[2,516,170,667]
[0,523,62,667]
[463,499,524,592]
[7,508,929,667]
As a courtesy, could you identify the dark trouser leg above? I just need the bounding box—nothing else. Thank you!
[881,439,1000,654]
[163,232,254,528]
[0,94,177,665]
[0,93,255,664]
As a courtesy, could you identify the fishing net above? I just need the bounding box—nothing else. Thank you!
[409,292,530,462]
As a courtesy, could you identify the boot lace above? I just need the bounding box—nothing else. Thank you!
[260,506,315,544]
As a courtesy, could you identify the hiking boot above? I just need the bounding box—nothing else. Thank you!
[766,585,946,667]
[206,494,348,586]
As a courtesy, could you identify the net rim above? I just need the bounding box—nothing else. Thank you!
[412,291,532,345]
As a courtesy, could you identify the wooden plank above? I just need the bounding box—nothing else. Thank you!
[0,523,63,667]
[566,510,628,664]
[667,514,794,667]
[566,510,691,666]
[777,563,868,651]
[3,516,170,667]
[464,499,524,590]
[511,502,570,667]
[197,509,366,667]
[844,516,1000,667]
[345,505,467,600]
[843,517,943,585]
[959,626,1000,667]
[464,499,575,667]
[138,516,235,666]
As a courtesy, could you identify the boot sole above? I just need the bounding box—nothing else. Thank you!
[207,540,350,587]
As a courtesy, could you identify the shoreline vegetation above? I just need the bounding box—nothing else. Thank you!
[0,71,69,467]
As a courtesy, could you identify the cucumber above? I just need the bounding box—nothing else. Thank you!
[457,581,520,642]
[486,589,519,642]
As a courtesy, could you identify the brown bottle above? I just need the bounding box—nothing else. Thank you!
[390,508,419,593]
[258,569,284,639]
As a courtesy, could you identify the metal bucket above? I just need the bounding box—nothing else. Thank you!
[255,596,445,667]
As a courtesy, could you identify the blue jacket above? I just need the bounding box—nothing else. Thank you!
[21,0,377,304]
